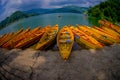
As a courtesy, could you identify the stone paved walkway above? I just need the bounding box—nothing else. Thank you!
[0,44,120,80]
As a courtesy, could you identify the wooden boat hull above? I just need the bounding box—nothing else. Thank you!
[57,26,74,60]
[1,28,24,47]
[75,36,99,49]
[0,32,15,46]
[99,20,120,33]
[2,28,30,49]
[101,27,120,38]
[94,26,120,40]
[0,34,7,41]
[14,26,50,49]
[15,33,44,48]
[91,28,120,43]
[35,24,58,50]
[0,34,8,44]
[77,25,114,45]
[70,26,103,49]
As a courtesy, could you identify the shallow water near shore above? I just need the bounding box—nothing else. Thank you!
[0,44,120,80]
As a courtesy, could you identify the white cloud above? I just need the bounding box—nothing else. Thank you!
[0,0,104,21]
[41,0,51,8]
[0,0,23,19]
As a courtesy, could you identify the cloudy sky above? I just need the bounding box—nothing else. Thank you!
[0,0,104,21]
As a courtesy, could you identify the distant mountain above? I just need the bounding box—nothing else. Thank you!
[24,6,89,14]
[0,6,89,30]
[24,8,54,14]
[62,6,89,12]
[0,11,39,29]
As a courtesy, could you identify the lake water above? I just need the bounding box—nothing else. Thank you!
[0,13,94,35]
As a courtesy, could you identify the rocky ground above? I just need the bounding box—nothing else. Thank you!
[0,44,120,80]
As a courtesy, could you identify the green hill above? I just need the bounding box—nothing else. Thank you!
[88,0,120,23]
[0,11,39,30]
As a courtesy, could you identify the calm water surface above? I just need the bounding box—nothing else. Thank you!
[0,13,94,35]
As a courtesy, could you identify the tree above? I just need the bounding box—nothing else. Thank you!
[88,0,120,23]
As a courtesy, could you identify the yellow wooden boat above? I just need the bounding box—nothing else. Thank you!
[0,32,14,46]
[1,28,24,47]
[14,26,50,49]
[77,25,115,45]
[93,26,120,40]
[91,27,120,43]
[2,28,31,49]
[12,28,31,45]
[57,26,74,60]
[101,27,120,38]
[70,26,103,49]
[0,34,7,41]
[0,33,10,47]
[99,19,120,33]
[0,28,23,47]
[36,24,58,50]
[14,27,41,48]
[0,34,8,43]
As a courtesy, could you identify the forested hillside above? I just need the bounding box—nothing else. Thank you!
[88,0,120,23]
[0,11,39,29]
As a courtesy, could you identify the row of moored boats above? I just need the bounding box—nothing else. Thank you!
[0,19,120,60]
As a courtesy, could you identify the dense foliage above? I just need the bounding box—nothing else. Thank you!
[88,0,120,23]
[0,11,39,30]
